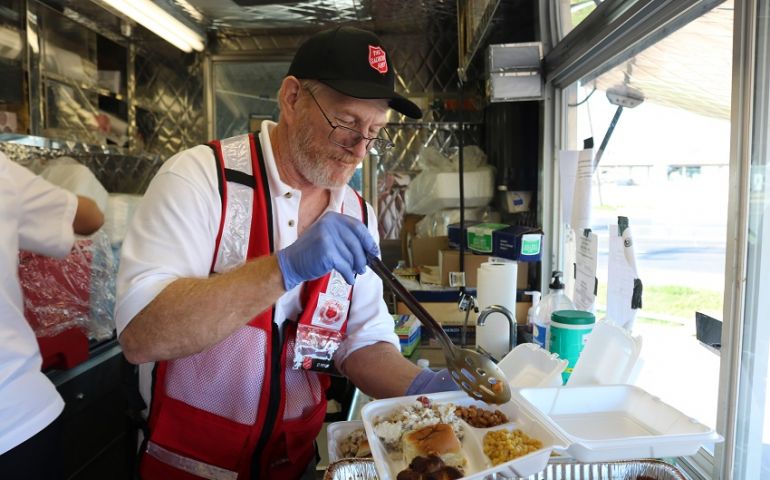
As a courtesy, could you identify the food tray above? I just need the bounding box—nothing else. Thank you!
[513,385,723,462]
[324,458,690,480]
[327,420,366,463]
[360,391,567,480]
[324,458,379,480]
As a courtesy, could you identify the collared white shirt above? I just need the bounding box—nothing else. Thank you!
[116,121,398,404]
[0,153,76,454]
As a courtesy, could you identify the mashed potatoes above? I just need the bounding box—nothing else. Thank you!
[373,396,464,451]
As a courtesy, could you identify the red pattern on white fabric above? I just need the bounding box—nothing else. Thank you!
[283,334,323,420]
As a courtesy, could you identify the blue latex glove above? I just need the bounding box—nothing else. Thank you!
[276,211,379,290]
[406,368,460,395]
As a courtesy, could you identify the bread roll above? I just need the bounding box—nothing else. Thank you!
[402,424,466,468]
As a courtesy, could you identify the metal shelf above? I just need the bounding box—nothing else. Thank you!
[42,71,125,101]
[457,0,502,82]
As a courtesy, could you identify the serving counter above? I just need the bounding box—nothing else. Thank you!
[46,339,135,480]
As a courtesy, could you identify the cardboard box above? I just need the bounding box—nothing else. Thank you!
[438,249,490,287]
[400,214,424,264]
[493,225,543,262]
[418,265,442,285]
[394,314,421,357]
[396,301,468,325]
[409,236,449,267]
[517,261,529,290]
[439,249,529,289]
[467,223,509,253]
[397,301,531,326]
[447,221,482,249]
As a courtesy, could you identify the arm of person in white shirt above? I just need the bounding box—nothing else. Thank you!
[74,195,104,235]
[338,342,423,398]
[120,255,288,364]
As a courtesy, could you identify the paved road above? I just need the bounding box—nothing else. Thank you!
[582,180,726,435]
[591,205,727,292]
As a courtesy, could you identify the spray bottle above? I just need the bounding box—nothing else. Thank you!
[524,291,541,343]
[532,271,575,350]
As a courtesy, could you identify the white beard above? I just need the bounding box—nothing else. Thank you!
[288,121,359,189]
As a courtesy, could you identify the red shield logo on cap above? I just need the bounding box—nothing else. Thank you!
[368,45,388,74]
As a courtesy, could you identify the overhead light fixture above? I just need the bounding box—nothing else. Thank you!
[101,0,205,52]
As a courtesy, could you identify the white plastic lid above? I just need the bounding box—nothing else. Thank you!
[566,321,642,386]
[498,343,567,387]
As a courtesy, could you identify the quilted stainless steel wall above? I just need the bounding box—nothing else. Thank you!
[135,52,205,159]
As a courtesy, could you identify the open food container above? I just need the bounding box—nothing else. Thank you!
[361,385,721,479]
[512,384,723,462]
[326,420,368,463]
[498,343,567,387]
[361,391,568,480]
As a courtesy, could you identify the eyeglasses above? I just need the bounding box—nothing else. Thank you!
[305,88,394,154]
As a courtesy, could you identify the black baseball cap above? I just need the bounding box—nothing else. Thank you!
[288,26,423,119]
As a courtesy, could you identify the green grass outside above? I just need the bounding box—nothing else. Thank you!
[596,282,723,324]
[570,0,596,27]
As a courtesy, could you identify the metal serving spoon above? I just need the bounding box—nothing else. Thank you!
[367,254,511,405]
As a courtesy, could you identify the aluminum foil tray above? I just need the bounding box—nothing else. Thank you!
[323,459,378,480]
[324,459,689,480]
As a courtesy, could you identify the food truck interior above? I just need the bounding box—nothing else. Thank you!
[1,0,769,479]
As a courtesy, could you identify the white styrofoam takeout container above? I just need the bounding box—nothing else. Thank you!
[566,321,643,386]
[360,391,568,480]
[361,384,722,479]
[512,384,724,462]
[498,343,567,387]
[326,420,365,463]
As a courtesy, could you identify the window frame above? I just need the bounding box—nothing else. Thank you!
[543,0,757,477]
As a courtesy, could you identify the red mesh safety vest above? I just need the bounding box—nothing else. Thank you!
[139,133,367,479]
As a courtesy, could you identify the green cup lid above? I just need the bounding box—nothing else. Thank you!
[551,310,595,325]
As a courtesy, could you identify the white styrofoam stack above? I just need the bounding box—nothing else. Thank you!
[476,261,518,360]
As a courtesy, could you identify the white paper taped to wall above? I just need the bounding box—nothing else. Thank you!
[606,219,642,331]
[574,228,598,312]
[571,148,594,231]
[559,150,579,223]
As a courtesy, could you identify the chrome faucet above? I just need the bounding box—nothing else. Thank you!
[457,292,479,348]
[476,304,517,354]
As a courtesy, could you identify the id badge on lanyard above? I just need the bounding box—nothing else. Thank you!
[293,270,352,374]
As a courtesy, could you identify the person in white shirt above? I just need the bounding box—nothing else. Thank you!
[0,153,103,479]
[116,26,456,480]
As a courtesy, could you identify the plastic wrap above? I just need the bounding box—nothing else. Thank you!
[323,459,689,480]
[40,156,109,212]
[414,207,500,238]
[19,229,117,341]
[103,193,142,247]
[406,146,495,215]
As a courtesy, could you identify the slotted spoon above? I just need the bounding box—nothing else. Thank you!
[367,254,511,405]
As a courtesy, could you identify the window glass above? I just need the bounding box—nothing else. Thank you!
[569,0,601,29]
[569,1,733,449]
[733,0,770,476]
[212,62,287,139]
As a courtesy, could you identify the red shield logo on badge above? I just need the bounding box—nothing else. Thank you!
[368,45,388,74]
[320,299,343,325]
[302,356,313,370]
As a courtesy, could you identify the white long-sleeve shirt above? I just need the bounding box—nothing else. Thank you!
[0,153,76,454]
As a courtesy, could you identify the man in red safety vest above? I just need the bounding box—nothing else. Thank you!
[116,26,457,480]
